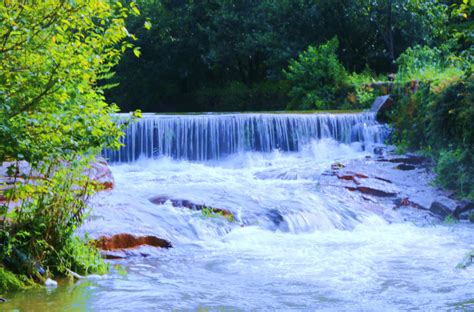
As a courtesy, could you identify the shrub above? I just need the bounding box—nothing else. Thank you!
[395,45,464,88]
[284,38,350,110]
[346,70,382,109]
[390,45,473,200]
[435,149,473,200]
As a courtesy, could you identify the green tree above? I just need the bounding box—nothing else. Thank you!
[0,0,139,285]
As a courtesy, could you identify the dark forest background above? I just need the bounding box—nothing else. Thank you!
[105,0,471,112]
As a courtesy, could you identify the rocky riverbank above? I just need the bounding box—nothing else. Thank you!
[319,146,474,224]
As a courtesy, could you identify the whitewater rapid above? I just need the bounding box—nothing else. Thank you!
[76,139,474,310]
[4,113,472,311]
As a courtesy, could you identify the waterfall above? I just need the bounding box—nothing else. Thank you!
[103,112,386,162]
[370,95,391,113]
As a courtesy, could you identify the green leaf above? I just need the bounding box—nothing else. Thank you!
[144,21,152,30]
[133,47,141,58]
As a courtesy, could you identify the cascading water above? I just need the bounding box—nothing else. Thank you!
[103,112,386,162]
[5,112,473,311]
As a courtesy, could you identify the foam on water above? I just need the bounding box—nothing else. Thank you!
[74,139,474,310]
[4,114,472,311]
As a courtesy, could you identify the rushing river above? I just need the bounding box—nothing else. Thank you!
[3,113,473,311]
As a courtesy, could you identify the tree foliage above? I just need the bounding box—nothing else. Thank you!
[0,0,138,284]
[107,0,451,112]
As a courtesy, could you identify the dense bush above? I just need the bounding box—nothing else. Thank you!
[395,45,465,87]
[346,70,385,109]
[285,38,351,110]
[390,46,473,200]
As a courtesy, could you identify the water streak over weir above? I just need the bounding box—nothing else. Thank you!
[104,112,386,162]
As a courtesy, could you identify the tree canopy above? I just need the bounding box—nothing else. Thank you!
[106,0,461,112]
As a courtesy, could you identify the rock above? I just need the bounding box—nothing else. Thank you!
[374,176,392,184]
[394,197,411,207]
[346,186,397,197]
[459,211,474,223]
[45,278,58,288]
[149,196,234,219]
[373,146,384,155]
[265,209,287,231]
[338,174,357,181]
[95,234,172,260]
[350,177,399,197]
[454,200,474,216]
[430,200,457,218]
[95,233,172,250]
[395,164,416,171]
[337,172,368,181]
[387,155,428,165]
[89,158,115,190]
[331,162,345,170]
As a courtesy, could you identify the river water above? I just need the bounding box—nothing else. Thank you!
[3,113,473,311]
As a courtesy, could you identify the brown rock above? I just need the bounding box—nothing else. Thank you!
[95,233,172,250]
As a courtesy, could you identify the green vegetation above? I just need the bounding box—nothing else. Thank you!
[389,42,473,200]
[384,0,473,202]
[201,207,235,223]
[0,0,139,291]
[443,214,458,225]
[0,0,472,294]
[285,38,350,110]
[284,39,385,110]
[107,0,451,112]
